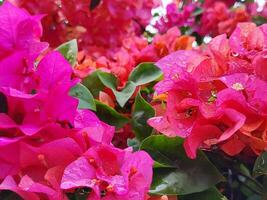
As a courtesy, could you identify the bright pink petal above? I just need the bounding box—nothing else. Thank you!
[61,157,96,189]
[36,51,73,90]
[0,176,40,200]
[74,110,115,145]
[184,125,222,159]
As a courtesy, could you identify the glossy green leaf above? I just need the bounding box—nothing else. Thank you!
[82,71,105,97]
[85,64,161,108]
[97,71,117,90]
[140,135,224,195]
[70,83,96,111]
[253,16,267,26]
[97,71,136,107]
[140,135,184,168]
[131,92,155,141]
[263,176,267,200]
[253,152,267,177]
[56,39,78,66]
[153,161,173,169]
[0,191,22,200]
[129,62,162,85]
[67,188,92,200]
[94,100,129,128]
[113,81,136,107]
[247,195,262,200]
[127,138,141,152]
[179,187,227,200]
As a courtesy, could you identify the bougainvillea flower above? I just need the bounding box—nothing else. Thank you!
[11,0,159,48]
[154,51,200,94]
[0,176,40,200]
[155,2,196,34]
[199,2,250,37]
[0,52,35,91]
[0,138,84,199]
[74,26,195,86]
[149,22,267,158]
[35,51,74,91]
[229,23,265,58]
[20,138,83,171]
[0,84,78,136]
[0,2,157,199]
[73,110,115,148]
[61,144,153,199]
[0,138,21,179]
[245,77,267,115]
[203,0,236,8]
[253,50,267,81]
[0,49,79,135]
[0,2,48,60]
[139,27,195,63]
[220,135,246,156]
[18,175,57,198]
[184,124,222,159]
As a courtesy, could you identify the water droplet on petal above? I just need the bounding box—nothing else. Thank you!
[232,52,239,57]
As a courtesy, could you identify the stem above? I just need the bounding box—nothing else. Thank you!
[237,172,264,191]
[236,178,262,196]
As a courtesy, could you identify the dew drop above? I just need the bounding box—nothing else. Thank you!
[231,52,239,57]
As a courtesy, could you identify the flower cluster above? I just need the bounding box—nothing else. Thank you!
[247,1,267,19]
[1,0,267,199]
[0,2,153,199]
[155,2,196,34]
[198,0,251,37]
[155,0,257,37]
[10,0,160,49]
[75,26,194,86]
[149,22,267,159]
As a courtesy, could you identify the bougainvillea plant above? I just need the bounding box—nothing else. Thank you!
[0,0,267,200]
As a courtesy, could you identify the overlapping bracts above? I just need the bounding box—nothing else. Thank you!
[149,22,267,159]
[1,0,267,199]
[9,0,160,49]
[0,2,153,199]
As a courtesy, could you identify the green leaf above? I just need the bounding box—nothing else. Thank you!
[94,100,129,128]
[140,135,224,195]
[67,188,92,200]
[70,83,96,111]
[97,71,136,107]
[247,195,262,200]
[179,187,227,200]
[153,161,173,169]
[129,62,162,86]
[140,135,184,168]
[82,71,105,97]
[192,7,203,17]
[113,81,136,107]
[88,65,161,108]
[253,16,267,26]
[263,176,267,200]
[127,138,141,152]
[253,152,267,177]
[131,92,155,141]
[0,191,23,200]
[56,39,78,66]
[97,71,117,90]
